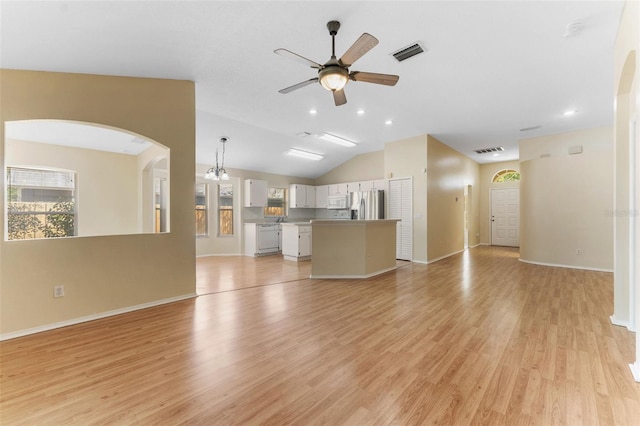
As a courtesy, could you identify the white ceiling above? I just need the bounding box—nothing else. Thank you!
[0,1,624,179]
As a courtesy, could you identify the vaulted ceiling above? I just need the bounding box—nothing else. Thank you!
[0,1,624,178]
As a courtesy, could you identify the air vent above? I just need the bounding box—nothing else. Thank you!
[295,131,312,138]
[131,137,148,145]
[519,125,542,132]
[391,42,425,62]
[473,146,504,154]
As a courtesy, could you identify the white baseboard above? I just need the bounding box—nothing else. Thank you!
[0,293,197,341]
[469,243,482,248]
[411,259,428,265]
[610,315,633,330]
[630,363,640,382]
[428,249,465,264]
[518,258,613,273]
[196,253,243,258]
[310,266,397,280]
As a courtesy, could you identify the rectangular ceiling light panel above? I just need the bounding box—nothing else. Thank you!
[286,148,323,161]
[317,132,357,147]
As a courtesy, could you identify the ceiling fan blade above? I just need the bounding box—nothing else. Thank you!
[278,78,319,94]
[350,71,399,86]
[274,48,323,69]
[333,89,347,106]
[339,33,379,67]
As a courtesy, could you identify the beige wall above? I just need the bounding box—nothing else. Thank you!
[384,135,428,262]
[519,127,613,271]
[6,139,140,237]
[195,165,314,256]
[612,0,639,360]
[315,151,384,184]
[0,70,196,336]
[479,160,520,245]
[426,135,480,261]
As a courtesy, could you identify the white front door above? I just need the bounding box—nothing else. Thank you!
[389,178,413,260]
[491,188,520,247]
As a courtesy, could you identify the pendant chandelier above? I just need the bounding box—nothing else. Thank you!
[204,137,230,181]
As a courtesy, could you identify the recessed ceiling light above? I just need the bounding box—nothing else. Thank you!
[357,109,365,115]
[493,153,500,157]
[385,120,393,125]
[317,132,357,147]
[286,148,323,161]
[563,110,577,116]
[309,109,317,115]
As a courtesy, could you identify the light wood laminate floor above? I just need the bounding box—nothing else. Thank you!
[2,247,639,424]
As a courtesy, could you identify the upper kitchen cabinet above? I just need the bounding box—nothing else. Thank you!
[328,183,349,196]
[315,185,329,208]
[373,179,386,191]
[244,179,267,207]
[290,184,316,208]
[358,180,374,191]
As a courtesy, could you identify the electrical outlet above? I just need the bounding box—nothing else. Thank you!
[54,285,65,298]
[576,249,583,256]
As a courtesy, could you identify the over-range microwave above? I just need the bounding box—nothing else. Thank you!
[327,194,349,210]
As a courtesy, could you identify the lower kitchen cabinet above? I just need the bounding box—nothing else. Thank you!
[244,223,280,256]
[281,223,311,261]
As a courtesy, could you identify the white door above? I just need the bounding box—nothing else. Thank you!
[389,178,413,260]
[491,188,519,247]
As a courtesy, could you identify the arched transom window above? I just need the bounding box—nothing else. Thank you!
[492,169,520,183]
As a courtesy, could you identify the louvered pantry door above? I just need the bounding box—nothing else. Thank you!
[389,178,413,260]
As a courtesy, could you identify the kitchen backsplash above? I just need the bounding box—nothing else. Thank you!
[243,207,349,223]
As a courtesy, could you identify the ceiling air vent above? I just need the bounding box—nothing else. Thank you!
[519,125,542,132]
[391,42,425,62]
[473,146,504,155]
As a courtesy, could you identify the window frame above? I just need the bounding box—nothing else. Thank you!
[492,169,521,183]
[5,166,77,241]
[217,183,234,237]
[264,187,287,217]
[195,182,208,237]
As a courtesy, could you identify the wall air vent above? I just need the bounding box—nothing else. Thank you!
[391,42,426,62]
[473,146,505,154]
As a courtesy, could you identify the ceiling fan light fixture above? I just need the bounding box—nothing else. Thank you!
[318,66,348,92]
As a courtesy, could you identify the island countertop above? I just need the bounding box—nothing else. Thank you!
[310,219,399,225]
[309,219,399,279]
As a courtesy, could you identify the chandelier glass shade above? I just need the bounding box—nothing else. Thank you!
[205,137,230,181]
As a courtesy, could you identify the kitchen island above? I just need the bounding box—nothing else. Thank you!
[310,219,400,279]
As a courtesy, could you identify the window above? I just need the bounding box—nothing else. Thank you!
[195,183,208,236]
[265,187,286,217]
[218,183,233,236]
[492,169,521,183]
[6,167,76,240]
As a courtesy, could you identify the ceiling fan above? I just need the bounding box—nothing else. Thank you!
[275,21,399,106]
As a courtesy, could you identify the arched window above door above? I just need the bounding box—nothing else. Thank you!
[492,169,520,183]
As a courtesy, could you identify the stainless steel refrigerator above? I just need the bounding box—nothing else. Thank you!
[349,190,385,220]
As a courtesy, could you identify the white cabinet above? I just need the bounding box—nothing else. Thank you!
[358,180,374,191]
[373,179,386,191]
[328,183,348,196]
[244,179,267,207]
[289,184,316,208]
[282,224,312,261]
[244,223,280,256]
[315,185,329,208]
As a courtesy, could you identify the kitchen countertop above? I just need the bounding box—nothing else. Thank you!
[280,221,311,226]
[310,219,400,225]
